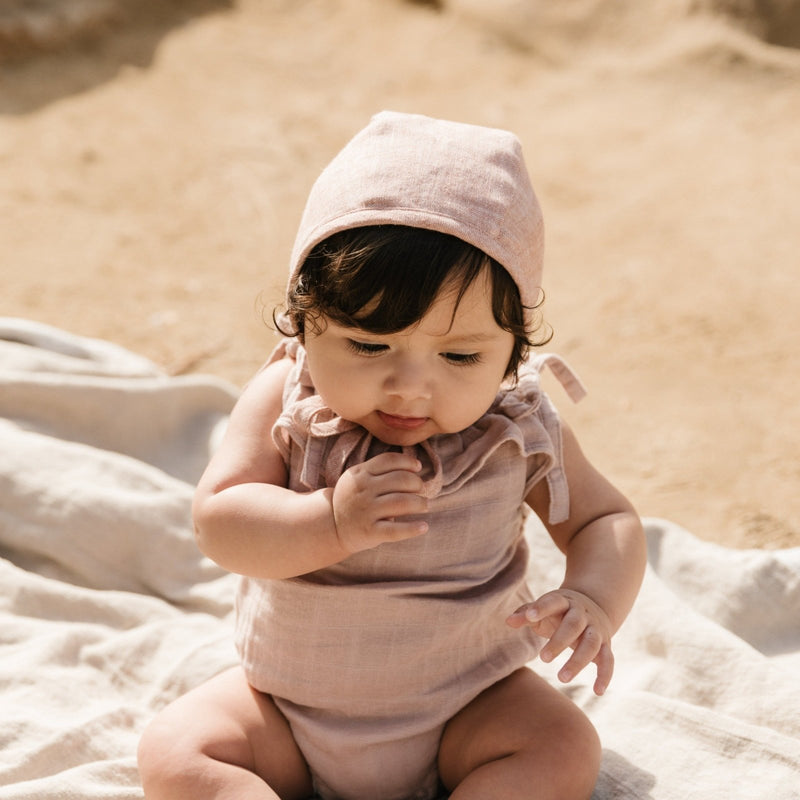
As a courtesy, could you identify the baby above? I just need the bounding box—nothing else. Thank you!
[138,111,646,800]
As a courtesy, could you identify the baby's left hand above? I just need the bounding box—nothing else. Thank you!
[506,589,614,696]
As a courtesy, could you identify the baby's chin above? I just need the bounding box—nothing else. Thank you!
[368,425,435,448]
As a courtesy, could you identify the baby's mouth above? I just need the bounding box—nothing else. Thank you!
[377,411,428,430]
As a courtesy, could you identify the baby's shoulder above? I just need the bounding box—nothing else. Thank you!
[235,356,295,423]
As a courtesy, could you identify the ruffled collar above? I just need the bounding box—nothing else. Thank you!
[268,339,584,518]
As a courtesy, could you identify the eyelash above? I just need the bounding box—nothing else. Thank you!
[346,340,387,356]
[346,339,481,366]
[444,352,481,366]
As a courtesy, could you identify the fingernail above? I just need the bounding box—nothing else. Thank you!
[525,608,539,622]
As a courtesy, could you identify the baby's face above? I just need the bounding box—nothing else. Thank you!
[303,270,515,447]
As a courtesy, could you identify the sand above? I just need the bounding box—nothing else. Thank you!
[1,0,799,548]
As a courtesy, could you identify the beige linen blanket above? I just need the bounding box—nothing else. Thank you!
[1,318,798,800]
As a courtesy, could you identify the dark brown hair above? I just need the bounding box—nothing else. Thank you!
[275,225,551,379]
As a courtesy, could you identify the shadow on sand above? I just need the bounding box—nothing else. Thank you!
[0,0,233,114]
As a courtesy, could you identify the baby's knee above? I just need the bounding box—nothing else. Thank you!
[565,704,601,758]
[539,708,602,798]
[137,714,199,797]
[508,697,601,799]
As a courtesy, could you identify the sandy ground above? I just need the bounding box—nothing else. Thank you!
[1,0,799,548]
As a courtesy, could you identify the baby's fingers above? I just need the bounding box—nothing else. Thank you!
[507,589,615,695]
[506,592,571,630]
[539,605,593,665]
[556,630,614,695]
[592,644,614,696]
[375,515,429,542]
[372,484,430,542]
[364,451,423,476]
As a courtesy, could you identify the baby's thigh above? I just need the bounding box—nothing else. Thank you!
[138,665,312,799]
[438,667,601,797]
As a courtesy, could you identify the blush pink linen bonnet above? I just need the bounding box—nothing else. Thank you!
[287,110,545,327]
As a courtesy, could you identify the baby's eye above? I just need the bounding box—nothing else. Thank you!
[443,352,482,366]
[347,339,388,356]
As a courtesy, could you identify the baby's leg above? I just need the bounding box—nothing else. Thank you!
[137,666,312,800]
[438,667,601,800]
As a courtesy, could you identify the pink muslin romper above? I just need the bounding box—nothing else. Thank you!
[234,339,585,800]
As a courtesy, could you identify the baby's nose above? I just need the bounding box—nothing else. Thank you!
[383,357,433,400]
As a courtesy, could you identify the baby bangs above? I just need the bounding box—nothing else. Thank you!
[279,225,546,379]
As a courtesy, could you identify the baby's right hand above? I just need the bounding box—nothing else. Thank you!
[331,452,429,554]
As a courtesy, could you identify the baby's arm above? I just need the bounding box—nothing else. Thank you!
[192,357,428,580]
[508,422,646,695]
